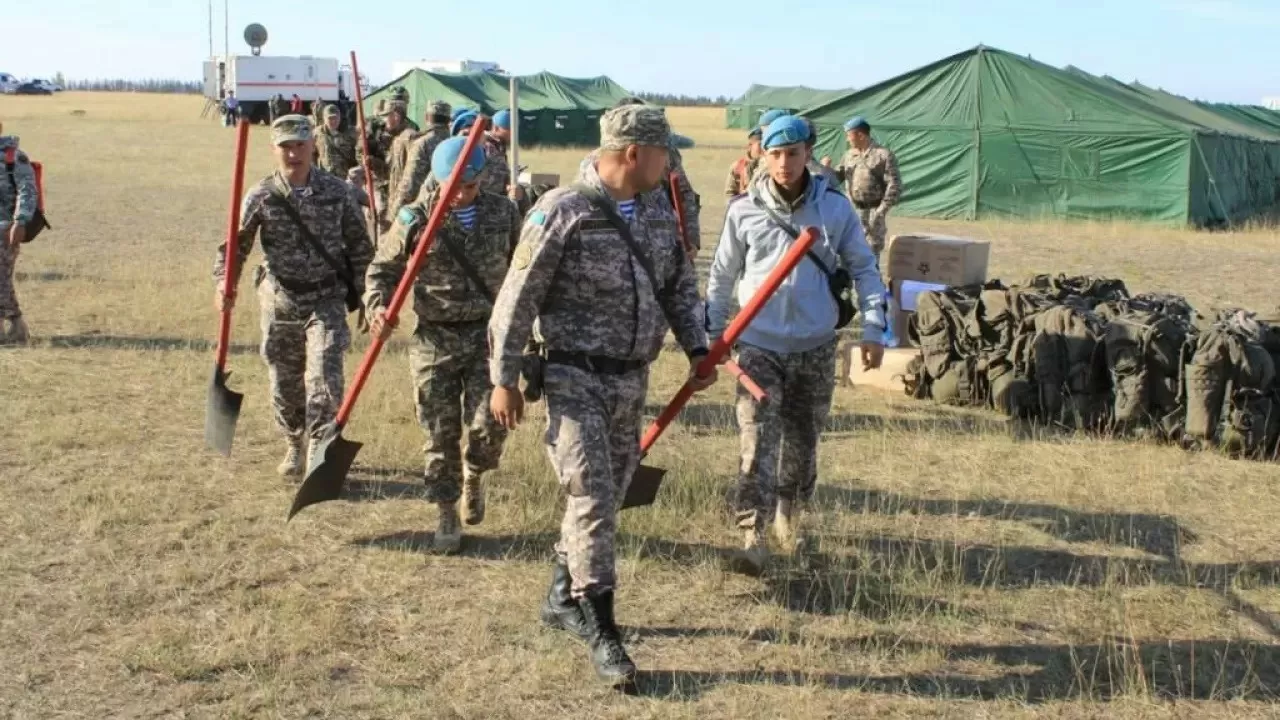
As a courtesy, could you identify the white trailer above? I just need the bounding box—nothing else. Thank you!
[390,59,502,77]
[204,55,358,124]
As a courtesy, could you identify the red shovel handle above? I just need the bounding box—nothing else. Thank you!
[640,227,817,453]
[215,118,251,372]
[724,359,766,402]
[331,115,491,429]
[667,170,692,256]
[350,51,379,241]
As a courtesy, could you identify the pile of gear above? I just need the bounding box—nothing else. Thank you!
[902,274,1280,461]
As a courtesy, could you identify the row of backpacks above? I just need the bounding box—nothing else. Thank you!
[902,273,1280,461]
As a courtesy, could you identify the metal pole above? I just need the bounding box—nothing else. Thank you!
[208,0,214,59]
[509,76,519,191]
[223,0,229,60]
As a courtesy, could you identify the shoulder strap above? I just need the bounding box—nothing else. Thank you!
[422,202,495,305]
[749,191,837,280]
[4,148,16,210]
[570,182,663,299]
[266,186,357,292]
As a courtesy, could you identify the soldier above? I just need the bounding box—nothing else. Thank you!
[487,104,716,684]
[822,116,902,264]
[365,137,520,553]
[314,104,359,180]
[213,115,374,476]
[0,123,36,344]
[706,115,886,574]
[387,100,453,225]
[725,127,763,197]
[358,100,411,228]
[800,117,841,189]
[479,109,514,198]
[611,97,701,258]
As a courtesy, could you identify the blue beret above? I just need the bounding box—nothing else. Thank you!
[748,127,762,139]
[451,111,478,136]
[451,106,470,121]
[762,115,810,150]
[431,135,487,183]
[758,108,788,127]
[844,116,870,132]
[493,109,512,129]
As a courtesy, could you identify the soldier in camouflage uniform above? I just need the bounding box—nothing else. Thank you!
[387,100,453,227]
[822,116,902,262]
[707,115,886,574]
[725,127,763,197]
[488,105,716,685]
[365,137,519,554]
[314,105,359,180]
[358,101,411,229]
[214,115,374,477]
[479,109,513,197]
[0,126,37,344]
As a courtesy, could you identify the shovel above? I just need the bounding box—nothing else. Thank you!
[349,51,380,243]
[205,117,252,456]
[666,170,766,404]
[288,115,492,521]
[623,227,818,509]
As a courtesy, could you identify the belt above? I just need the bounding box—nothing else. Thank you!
[546,350,648,376]
[271,273,340,295]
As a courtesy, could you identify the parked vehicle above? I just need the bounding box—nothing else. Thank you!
[13,82,52,96]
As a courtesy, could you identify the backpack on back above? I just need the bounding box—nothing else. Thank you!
[4,147,50,242]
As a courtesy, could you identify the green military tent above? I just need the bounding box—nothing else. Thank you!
[364,69,632,147]
[802,46,1280,227]
[725,84,854,129]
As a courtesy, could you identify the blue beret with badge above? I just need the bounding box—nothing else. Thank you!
[431,135,487,183]
[763,115,810,149]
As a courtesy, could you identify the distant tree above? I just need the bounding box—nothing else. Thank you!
[52,71,66,88]
[64,78,202,94]
[634,91,732,107]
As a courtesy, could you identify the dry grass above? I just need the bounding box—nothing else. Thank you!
[2,93,1280,719]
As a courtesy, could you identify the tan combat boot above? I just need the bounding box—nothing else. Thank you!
[276,436,306,477]
[461,470,485,526]
[434,502,462,554]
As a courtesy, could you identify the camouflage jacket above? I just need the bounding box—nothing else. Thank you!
[358,124,411,187]
[390,124,451,218]
[214,169,374,302]
[488,158,707,388]
[835,141,901,210]
[0,136,37,228]
[479,132,510,195]
[314,126,359,180]
[724,154,761,197]
[365,189,519,326]
[579,149,700,253]
[386,128,423,207]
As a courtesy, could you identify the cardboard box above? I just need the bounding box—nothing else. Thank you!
[518,171,560,187]
[844,347,919,392]
[884,234,990,348]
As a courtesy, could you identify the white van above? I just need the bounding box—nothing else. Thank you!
[0,73,20,94]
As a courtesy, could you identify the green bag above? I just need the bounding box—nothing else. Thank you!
[1029,304,1112,429]
[1183,312,1278,459]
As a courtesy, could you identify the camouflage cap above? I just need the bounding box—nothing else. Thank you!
[383,100,407,117]
[323,104,341,118]
[429,100,452,118]
[271,114,314,145]
[599,105,670,151]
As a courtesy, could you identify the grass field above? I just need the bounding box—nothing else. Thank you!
[2,92,1280,719]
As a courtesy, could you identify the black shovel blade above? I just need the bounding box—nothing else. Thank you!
[288,431,363,521]
[621,464,667,510]
[205,365,244,456]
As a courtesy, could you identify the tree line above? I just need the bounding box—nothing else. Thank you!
[634,91,733,107]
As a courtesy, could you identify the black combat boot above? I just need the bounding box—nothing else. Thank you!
[576,589,637,684]
[539,560,591,641]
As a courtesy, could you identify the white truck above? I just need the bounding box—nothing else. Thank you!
[0,72,20,94]
[203,55,358,124]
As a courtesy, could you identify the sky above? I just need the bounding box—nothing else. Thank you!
[4,0,1279,104]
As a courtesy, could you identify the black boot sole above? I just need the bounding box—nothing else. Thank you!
[540,603,592,642]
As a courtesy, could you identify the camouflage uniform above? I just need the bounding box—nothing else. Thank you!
[390,122,451,220]
[488,119,707,598]
[479,132,511,196]
[365,188,519,504]
[314,124,359,180]
[214,168,374,443]
[661,146,700,253]
[358,111,411,220]
[0,136,37,326]
[834,141,902,257]
[725,154,762,197]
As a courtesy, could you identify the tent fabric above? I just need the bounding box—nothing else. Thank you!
[800,46,1280,227]
[725,84,854,129]
[364,70,632,147]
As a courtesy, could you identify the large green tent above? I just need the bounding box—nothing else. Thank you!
[801,46,1280,227]
[725,84,854,129]
[364,69,632,147]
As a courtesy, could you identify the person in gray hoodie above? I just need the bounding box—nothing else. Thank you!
[706,114,887,573]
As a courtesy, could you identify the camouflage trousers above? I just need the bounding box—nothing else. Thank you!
[410,320,508,505]
[257,279,350,441]
[0,237,20,319]
[543,362,649,597]
[857,206,888,262]
[732,339,838,530]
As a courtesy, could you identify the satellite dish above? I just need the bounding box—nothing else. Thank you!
[243,24,268,56]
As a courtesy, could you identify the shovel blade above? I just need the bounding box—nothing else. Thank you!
[288,431,363,521]
[621,464,667,510]
[205,366,244,456]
